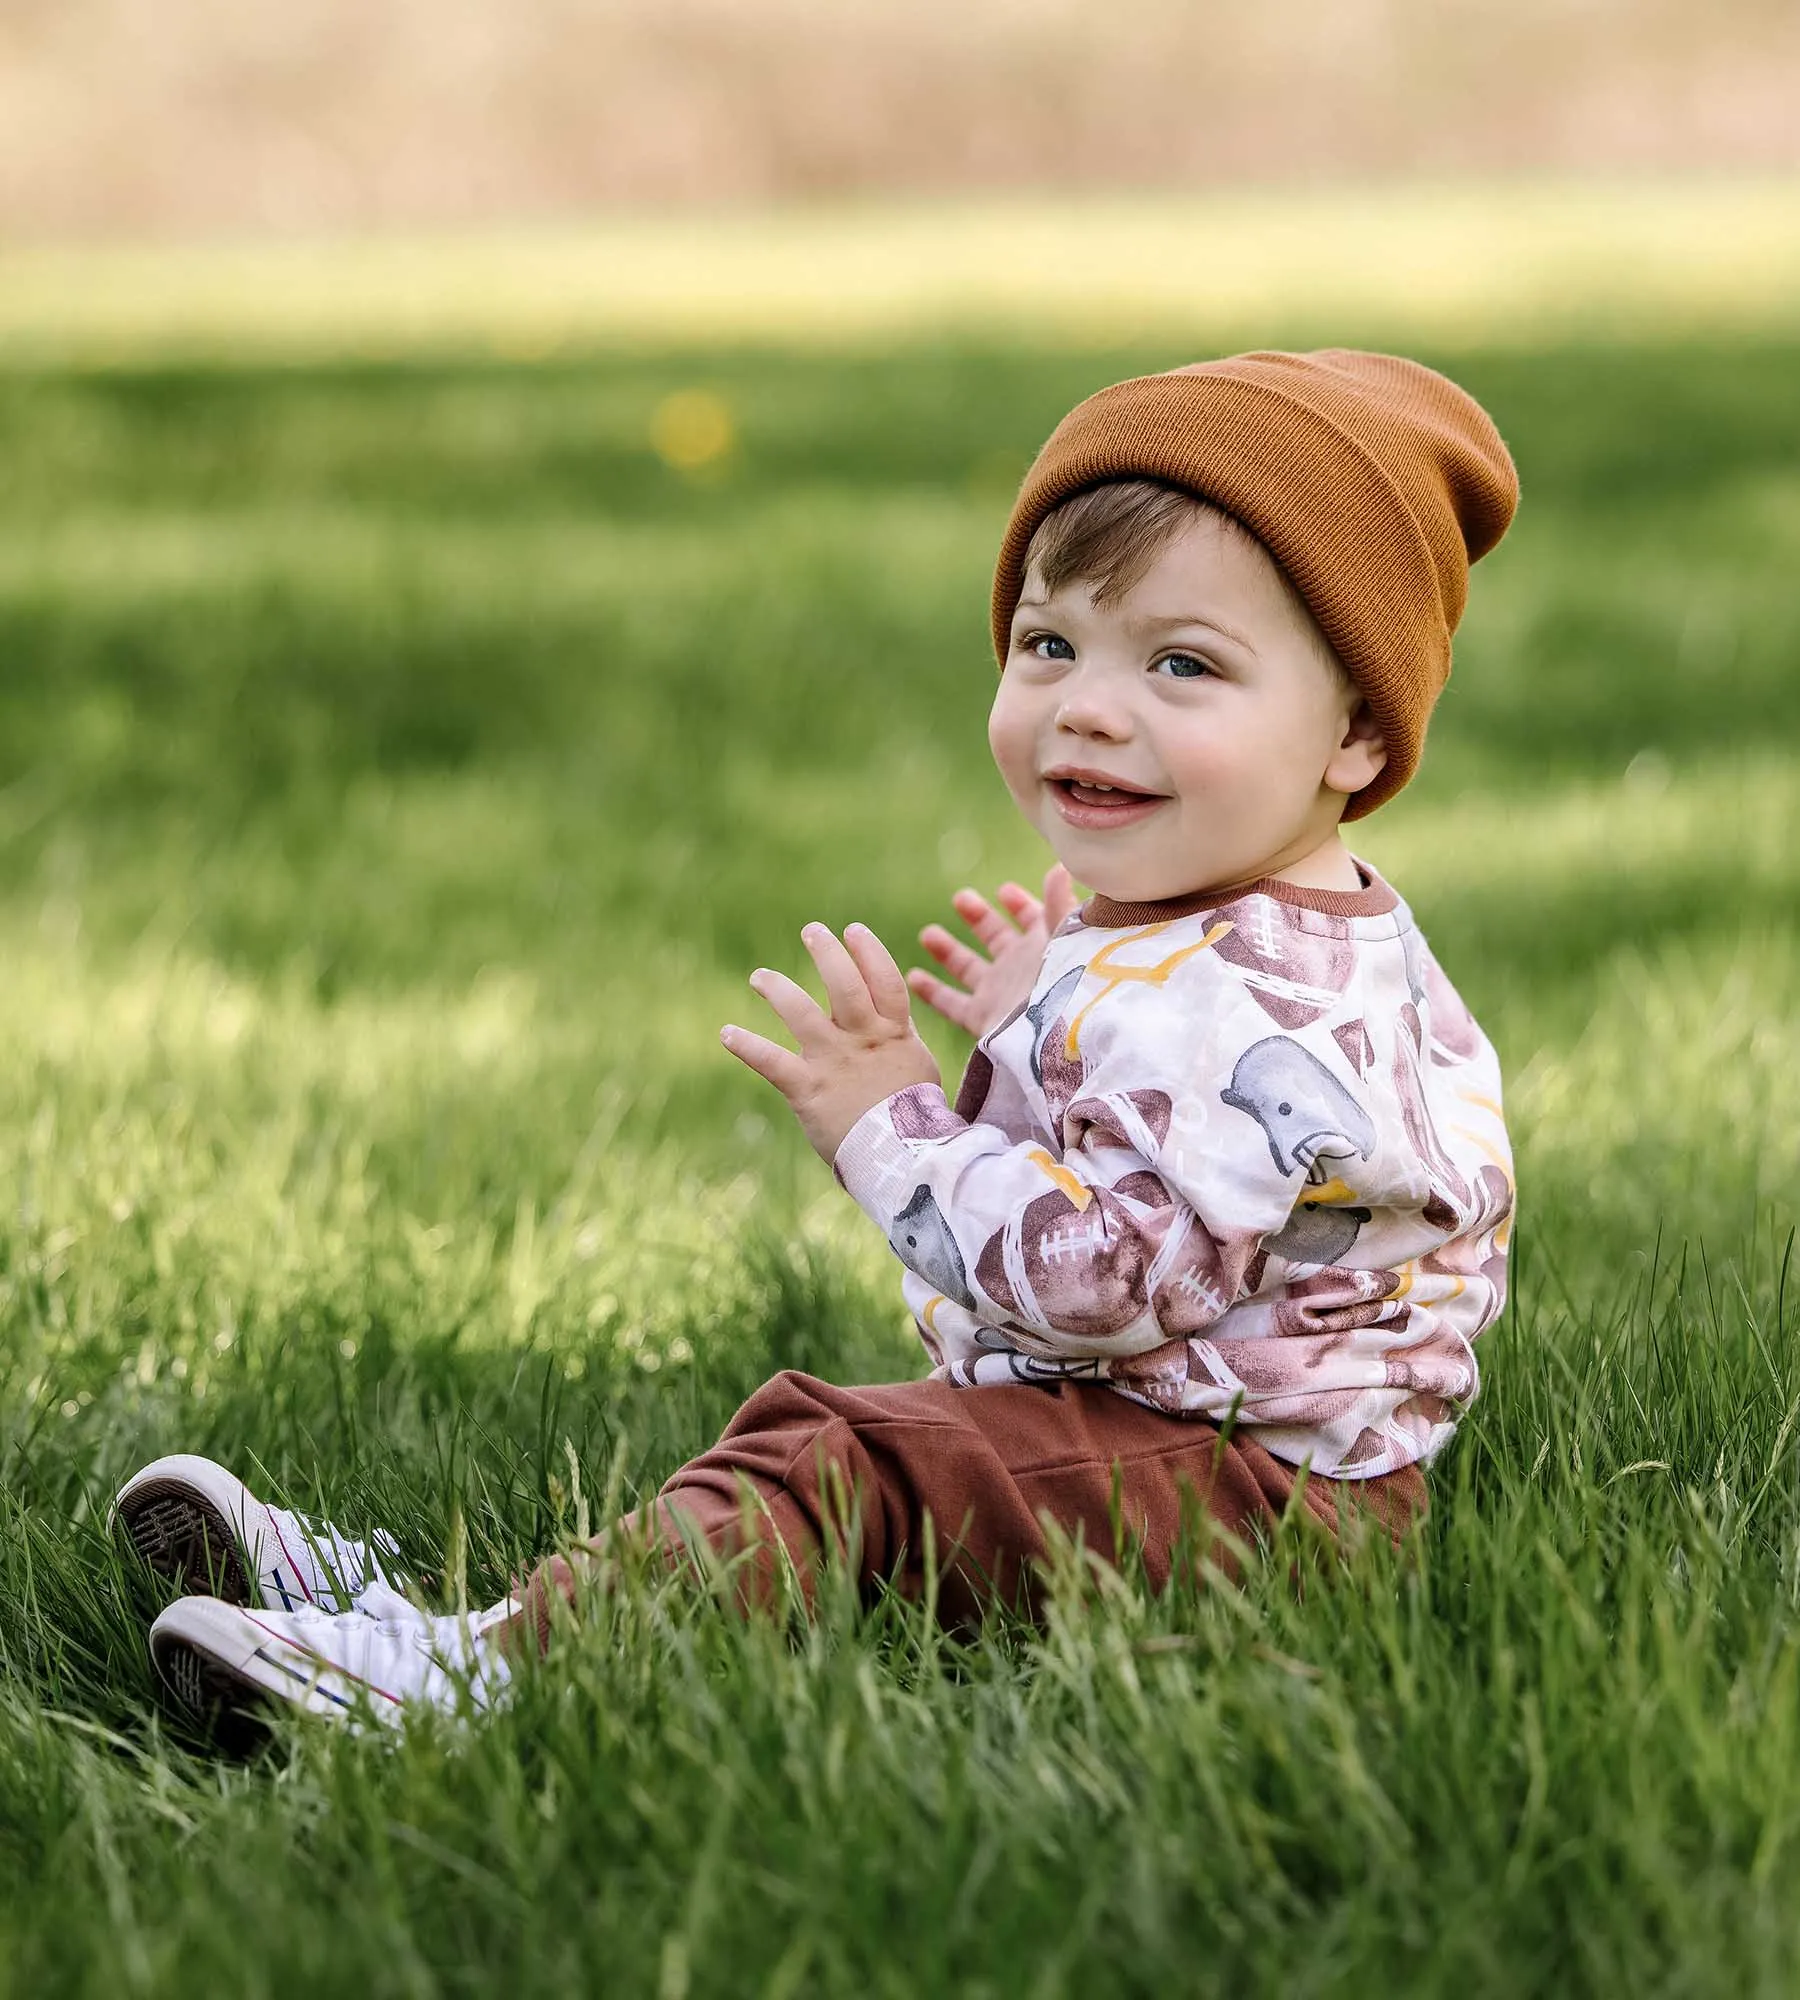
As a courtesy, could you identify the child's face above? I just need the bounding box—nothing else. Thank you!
[989,512,1385,902]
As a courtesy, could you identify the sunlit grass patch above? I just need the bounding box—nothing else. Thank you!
[5,181,1800,367]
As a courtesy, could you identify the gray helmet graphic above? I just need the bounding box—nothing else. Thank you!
[1222,1037,1377,1184]
[888,1184,975,1310]
[1265,1195,1373,1266]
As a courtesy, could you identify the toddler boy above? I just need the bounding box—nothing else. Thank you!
[116,348,1518,1730]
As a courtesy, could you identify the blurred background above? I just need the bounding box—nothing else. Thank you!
[4,1,1800,365]
[6,0,1800,235]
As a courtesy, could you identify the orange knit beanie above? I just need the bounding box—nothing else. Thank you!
[990,349,1518,819]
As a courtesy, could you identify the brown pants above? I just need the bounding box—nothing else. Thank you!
[523,1370,1426,1640]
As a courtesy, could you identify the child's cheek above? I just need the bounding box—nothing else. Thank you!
[1165,713,1276,804]
[987,686,1039,806]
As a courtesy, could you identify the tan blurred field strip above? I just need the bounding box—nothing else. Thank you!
[4,184,1800,365]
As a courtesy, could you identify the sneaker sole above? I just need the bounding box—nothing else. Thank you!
[151,1628,277,1753]
[151,1600,375,1744]
[115,1480,254,1605]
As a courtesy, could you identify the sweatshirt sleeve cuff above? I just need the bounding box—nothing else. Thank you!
[832,1083,968,1221]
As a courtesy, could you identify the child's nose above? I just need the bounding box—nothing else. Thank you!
[1053,684,1133,738]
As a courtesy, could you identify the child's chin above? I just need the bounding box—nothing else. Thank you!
[1079,869,1168,901]
[1044,833,1204,904]
[1084,856,1239,903]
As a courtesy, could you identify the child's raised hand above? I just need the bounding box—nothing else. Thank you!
[908,864,1078,1039]
[721,921,943,1167]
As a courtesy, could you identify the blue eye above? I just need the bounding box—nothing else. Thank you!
[1156,651,1213,680]
[1025,633,1075,661]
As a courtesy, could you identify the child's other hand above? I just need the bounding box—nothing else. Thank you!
[908,864,1078,1039]
[721,921,943,1167]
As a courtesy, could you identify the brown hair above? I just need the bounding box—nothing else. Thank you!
[1018,477,1346,683]
[1020,479,1236,608]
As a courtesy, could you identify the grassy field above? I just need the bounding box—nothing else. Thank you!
[10,184,1800,365]
[2,322,1800,1995]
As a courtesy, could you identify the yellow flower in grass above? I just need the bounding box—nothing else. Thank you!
[650,388,736,473]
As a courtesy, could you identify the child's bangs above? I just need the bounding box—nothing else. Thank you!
[1023,479,1241,607]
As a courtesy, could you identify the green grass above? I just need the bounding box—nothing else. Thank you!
[8,184,1800,363]
[2,329,1800,1995]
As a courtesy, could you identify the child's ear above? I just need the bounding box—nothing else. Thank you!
[1325,699,1388,797]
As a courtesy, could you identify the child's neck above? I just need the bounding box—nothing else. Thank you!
[1263,828,1365,893]
[1087,830,1368,914]
[1181,829,1363,904]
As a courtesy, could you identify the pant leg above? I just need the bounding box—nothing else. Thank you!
[521,1369,1426,1642]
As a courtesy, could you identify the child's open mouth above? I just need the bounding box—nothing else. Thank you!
[1048,776,1166,829]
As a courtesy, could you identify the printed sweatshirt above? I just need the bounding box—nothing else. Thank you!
[834,863,1513,1479]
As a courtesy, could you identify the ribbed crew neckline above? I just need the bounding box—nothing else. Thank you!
[1078,861,1400,928]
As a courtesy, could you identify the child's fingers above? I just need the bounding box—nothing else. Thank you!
[918,922,984,987]
[907,968,982,1035]
[952,888,1023,953]
[746,964,831,1046]
[995,880,1044,927]
[842,922,913,1023]
[718,1022,809,1096]
[800,923,879,1029]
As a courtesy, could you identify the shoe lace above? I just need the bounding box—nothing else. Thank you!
[277,1507,405,1599]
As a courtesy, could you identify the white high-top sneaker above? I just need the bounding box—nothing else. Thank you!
[149,1591,516,1737]
[112,1454,407,1612]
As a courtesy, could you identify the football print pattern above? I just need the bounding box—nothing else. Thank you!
[836,865,1513,1480]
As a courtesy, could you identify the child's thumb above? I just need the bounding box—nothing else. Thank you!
[1043,863,1078,929]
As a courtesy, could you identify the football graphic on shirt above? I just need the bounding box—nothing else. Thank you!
[1381,1327,1476,1399]
[1065,1087,1173,1158]
[1145,1206,1238,1335]
[886,1083,969,1143]
[1221,1037,1377,1183]
[1211,898,1357,1029]
[1032,1017,1091,1133]
[1331,1018,1375,1077]
[887,1185,975,1311]
[1202,1338,1364,1432]
[1109,1337,1193,1412]
[1025,966,1086,1088]
[1423,956,1484,1064]
[951,1046,996,1123]
[1267,1286,1405,1343]
[1389,1392,1458,1457]
[1337,1425,1397,1471]
[1390,1024,1472,1212]
[1413,1164,1510,1286]
[1446,1162,1514,1301]
[975,1186,1149,1339]
[1478,1163,1513,1281]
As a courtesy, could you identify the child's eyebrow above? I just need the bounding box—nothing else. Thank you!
[1012,598,1257,655]
[1125,611,1260,655]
